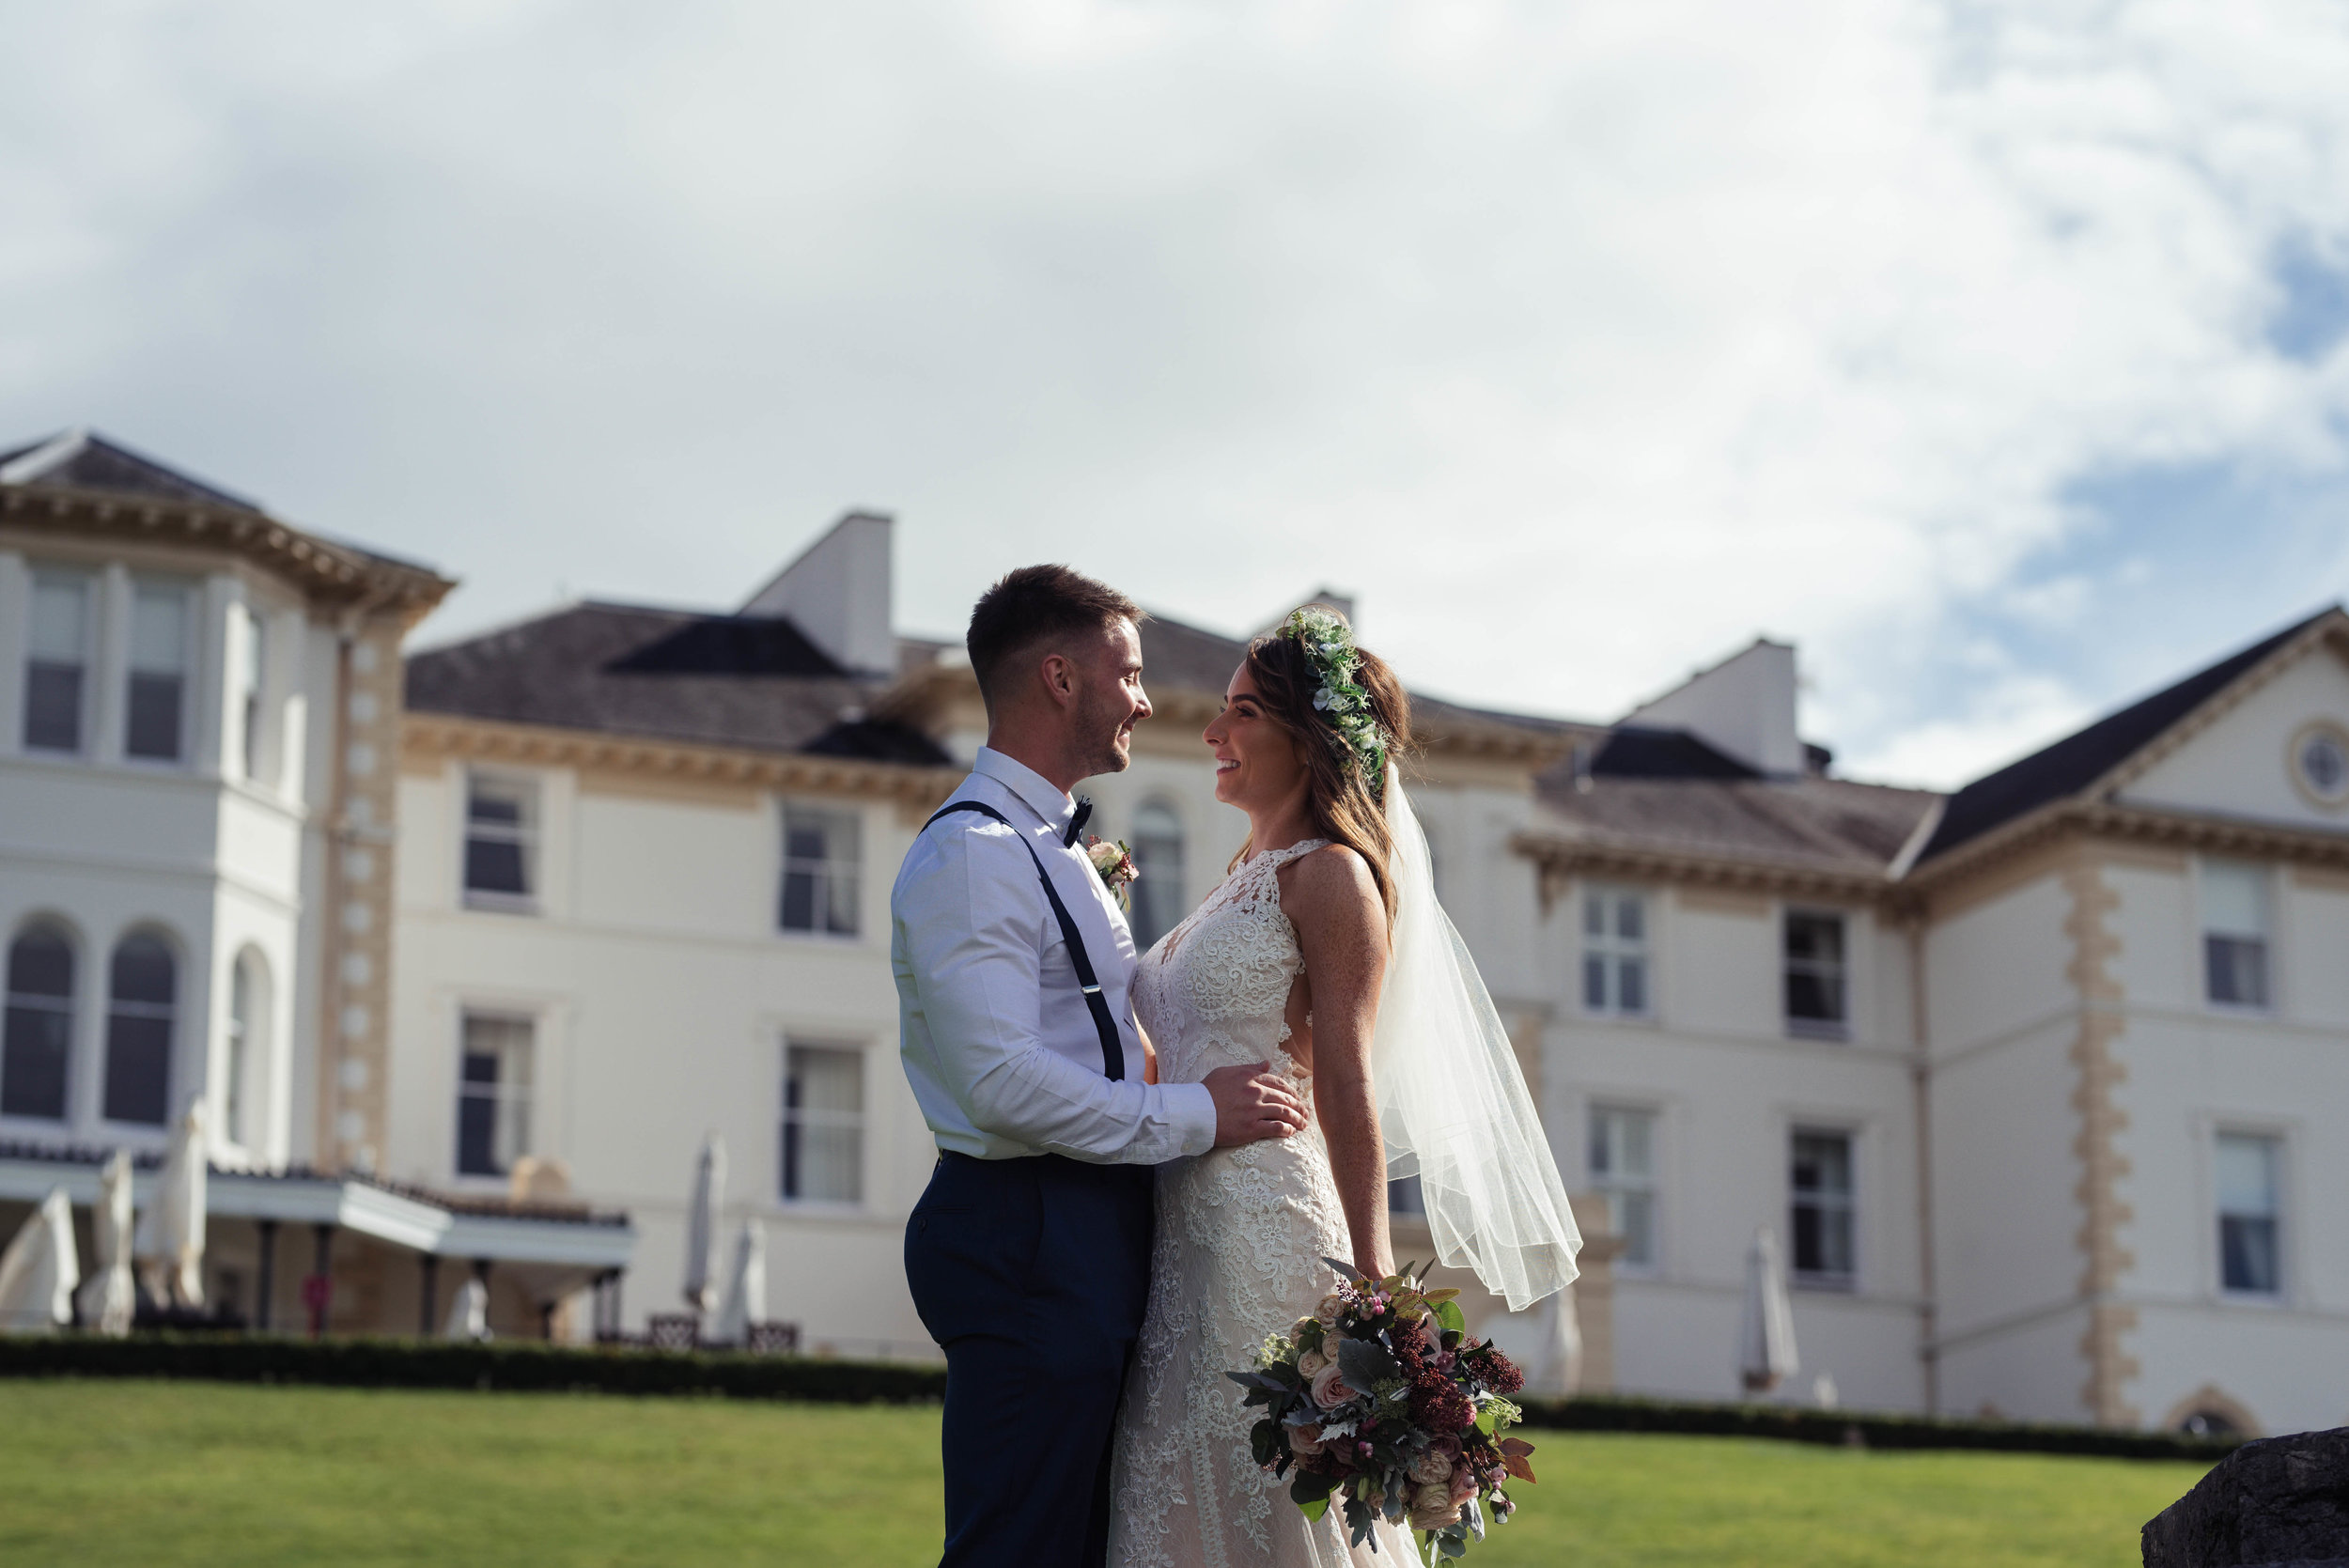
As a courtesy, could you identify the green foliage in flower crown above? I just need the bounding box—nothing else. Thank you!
[1282,607,1390,800]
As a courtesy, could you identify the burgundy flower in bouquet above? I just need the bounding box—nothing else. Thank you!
[1225,1259,1539,1560]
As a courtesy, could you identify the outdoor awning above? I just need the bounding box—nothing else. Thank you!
[0,1146,632,1271]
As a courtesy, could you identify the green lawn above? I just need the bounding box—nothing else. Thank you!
[0,1380,2201,1566]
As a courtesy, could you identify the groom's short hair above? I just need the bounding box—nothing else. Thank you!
[967,565,1143,708]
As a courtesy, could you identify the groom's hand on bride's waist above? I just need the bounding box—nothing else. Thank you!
[1203,1063,1309,1147]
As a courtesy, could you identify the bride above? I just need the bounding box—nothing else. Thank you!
[1109,609,1581,1567]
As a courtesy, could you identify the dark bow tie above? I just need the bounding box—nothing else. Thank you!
[1065,796,1093,848]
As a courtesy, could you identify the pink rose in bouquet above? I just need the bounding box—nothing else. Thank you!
[1308,1360,1354,1410]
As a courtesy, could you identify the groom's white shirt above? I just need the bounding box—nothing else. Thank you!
[893,746,1218,1164]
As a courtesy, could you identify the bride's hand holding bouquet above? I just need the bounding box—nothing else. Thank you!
[1226,1258,1537,1561]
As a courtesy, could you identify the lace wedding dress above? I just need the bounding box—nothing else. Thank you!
[1107,840,1414,1568]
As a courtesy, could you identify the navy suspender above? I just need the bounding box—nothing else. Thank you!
[924,800,1127,1082]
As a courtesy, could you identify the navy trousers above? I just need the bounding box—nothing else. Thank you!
[906,1152,1156,1568]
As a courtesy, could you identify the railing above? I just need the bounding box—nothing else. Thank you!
[604,1314,802,1356]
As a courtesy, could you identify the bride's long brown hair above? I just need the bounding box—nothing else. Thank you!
[1229,611,1414,924]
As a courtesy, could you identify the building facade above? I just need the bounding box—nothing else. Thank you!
[0,432,630,1338]
[4,430,2343,1436]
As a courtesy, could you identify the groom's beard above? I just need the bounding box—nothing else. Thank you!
[1077,702,1137,779]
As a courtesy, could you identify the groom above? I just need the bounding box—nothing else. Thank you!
[895,565,1309,1567]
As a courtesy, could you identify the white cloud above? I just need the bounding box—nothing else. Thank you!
[5,1,2349,787]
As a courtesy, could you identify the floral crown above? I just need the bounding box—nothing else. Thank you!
[1280,606,1391,800]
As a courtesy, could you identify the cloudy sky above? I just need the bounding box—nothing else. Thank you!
[7,1,2349,785]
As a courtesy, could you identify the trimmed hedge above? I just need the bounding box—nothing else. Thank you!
[1517,1392,2242,1463]
[0,1336,2242,1462]
[0,1334,948,1405]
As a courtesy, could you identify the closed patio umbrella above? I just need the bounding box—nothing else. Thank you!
[682,1133,725,1315]
[133,1099,209,1309]
[73,1150,136,1335]
[0,1186,82,1332]
[443,1277,490,1341]
[712,1219,766,1346]
[1738,1224,1799,1395]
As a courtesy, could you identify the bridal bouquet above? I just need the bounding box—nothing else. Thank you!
[1226,1260,1536,1560]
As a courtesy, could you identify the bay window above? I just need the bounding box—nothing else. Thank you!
[104,932,176,1126]
[3,924,74,1121]
[23,571,91,754]
[126,582,191,763]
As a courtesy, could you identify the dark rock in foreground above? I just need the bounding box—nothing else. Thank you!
[2143,1427,2349,1568]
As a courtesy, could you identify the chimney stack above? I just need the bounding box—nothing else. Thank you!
[1623,638,1802,778]
[739,511,895,675]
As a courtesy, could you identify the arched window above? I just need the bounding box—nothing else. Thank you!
[1128,801,1187,951]
[3,924,75,1121]
[104,933,176,1126]
[225,949,269,1148]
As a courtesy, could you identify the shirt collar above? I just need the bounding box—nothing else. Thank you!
[973,747,1077,834]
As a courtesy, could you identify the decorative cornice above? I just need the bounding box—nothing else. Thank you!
[1,480,455,619]
[401,712,963,805]
[1909,797,2349,905]
[1517,796,2349,918]
[1513,830,1904,910]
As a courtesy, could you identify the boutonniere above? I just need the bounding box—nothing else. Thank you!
[1085,835,1139,909]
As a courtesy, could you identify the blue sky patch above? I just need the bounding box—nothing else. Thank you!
[2267,236,2349,364]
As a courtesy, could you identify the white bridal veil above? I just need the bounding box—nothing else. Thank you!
[1372,768,1581,1311]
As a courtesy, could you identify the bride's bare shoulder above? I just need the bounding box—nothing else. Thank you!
[1276,843,1380,931]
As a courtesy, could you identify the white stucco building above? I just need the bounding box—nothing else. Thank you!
[4,429,2344,1436]
[0,432,630,1338]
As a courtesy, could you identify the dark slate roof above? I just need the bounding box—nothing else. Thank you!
[1532,769,1941,878]
[1136,611,1589,746]
[1591,725,1759,780]
[1138,613,1254,694]
[0,428,262,512]
[1916,607,2337,863]
[405,601,950,765]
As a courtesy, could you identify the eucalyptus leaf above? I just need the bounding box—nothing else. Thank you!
[1336,1336,1402,1391]
[1324,1255,1370,1283]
